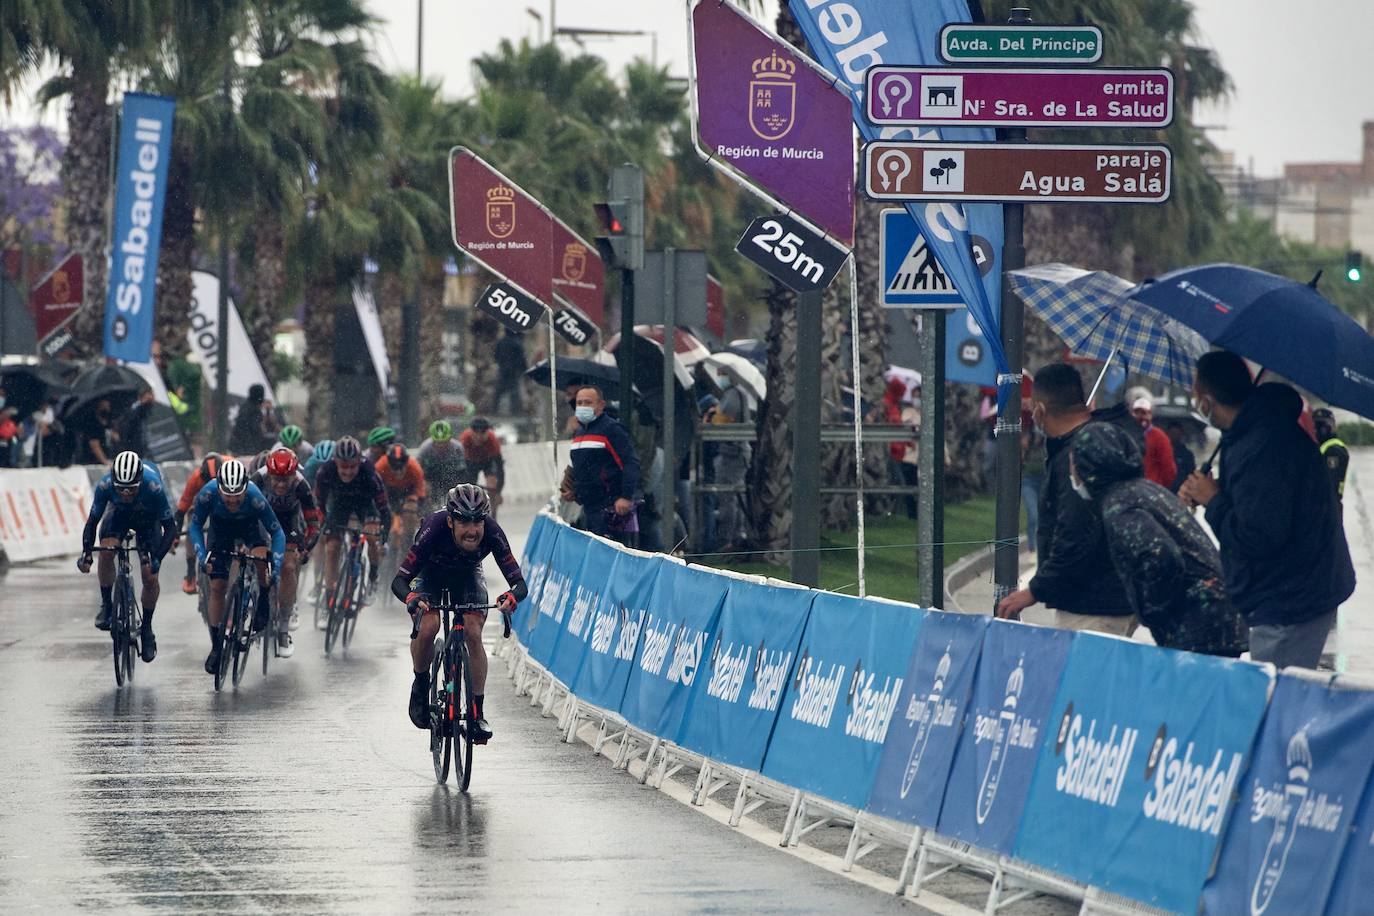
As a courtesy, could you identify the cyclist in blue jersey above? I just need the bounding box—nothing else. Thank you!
[78,451,177,661]
[189,458,285,675]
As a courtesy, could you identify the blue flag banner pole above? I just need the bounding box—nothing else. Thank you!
[104,92,176,363]
[787,1,1012,408]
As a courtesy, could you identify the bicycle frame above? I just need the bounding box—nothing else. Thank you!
[93,538,143,687]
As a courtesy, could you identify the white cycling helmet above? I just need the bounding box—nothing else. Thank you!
[218,458,249,496]
[112,451,144,487]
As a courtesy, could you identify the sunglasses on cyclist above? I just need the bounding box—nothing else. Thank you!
[114,484,140,496]
[451,512,484,524]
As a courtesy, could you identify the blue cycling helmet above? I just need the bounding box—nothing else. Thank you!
[313,439,335,462]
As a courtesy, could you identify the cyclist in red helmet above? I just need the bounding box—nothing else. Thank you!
[251,446,322,657]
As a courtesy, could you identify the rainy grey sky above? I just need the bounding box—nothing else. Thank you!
[5,0,1372,178]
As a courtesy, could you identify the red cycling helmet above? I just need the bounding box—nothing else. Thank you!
[265,447,300,477]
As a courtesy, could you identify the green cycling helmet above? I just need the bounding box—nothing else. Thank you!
[367,426,396,448]
[279,424,303,447]
[428,419,453,442]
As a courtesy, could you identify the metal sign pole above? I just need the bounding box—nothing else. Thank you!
[660,250,677,552]
[917,311,946,608]
[548,311,559,500]
[847,257,866,597]
[791,288,822,587]
[992,6,1032,606]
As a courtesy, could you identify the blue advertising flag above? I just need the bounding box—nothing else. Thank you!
[677,579,815,770]
[788,0,1011,405]
[866,611,986,826]
[618,561,728,739]
[1204,674,1374,916]
[105,93,176,362]
[571,549,663,712]
[938,621,1073,853]
[545,534,620,686]
[525,522,589,668]
[1015,637,1273,913]
[762,594,925,807]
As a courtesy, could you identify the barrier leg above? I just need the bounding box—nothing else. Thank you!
[781,789,803,847]
[561,696,579,742]
[729,774,751,826]
[634,736,661,783]
[843,820,864,871]
[692,762,712,806]
[984,865,1005,916]
[895,827,924,896]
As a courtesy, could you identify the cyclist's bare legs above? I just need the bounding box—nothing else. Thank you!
[323,534,342,591]
[96,536,118,589]
[138,558,160,612]
[464,612,487,694]
[278,549,300,625]
[411,608,440,672]
[208,575,228,627]
[363,519,382,578]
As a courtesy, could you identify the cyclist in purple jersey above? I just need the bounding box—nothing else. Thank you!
[313,436,391,598]
[392,484,525,740]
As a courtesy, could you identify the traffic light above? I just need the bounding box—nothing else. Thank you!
[1347,250,1363,283]
[594,164,644,271]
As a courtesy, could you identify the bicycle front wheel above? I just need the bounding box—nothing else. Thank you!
[121,582,138,685]
[430,634,450,784]
[456,638,475,792]
[213,618,232,692]
[111,595,127,688]
[231,583,253,687]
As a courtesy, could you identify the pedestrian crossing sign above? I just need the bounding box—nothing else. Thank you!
[879,208,964,309]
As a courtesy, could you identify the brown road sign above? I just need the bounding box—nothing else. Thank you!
[863,141,1171,204]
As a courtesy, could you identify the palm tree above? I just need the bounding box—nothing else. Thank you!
[235,0,370,374]
[24,0,168,356]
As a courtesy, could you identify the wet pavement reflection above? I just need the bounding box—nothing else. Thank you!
[0,505,914,914]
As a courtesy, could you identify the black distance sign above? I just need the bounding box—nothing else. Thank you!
[477,281,546,334]
[552,307,597,346]
[734,211,848,293]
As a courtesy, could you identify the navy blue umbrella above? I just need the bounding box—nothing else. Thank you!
[1132,264,1374,419]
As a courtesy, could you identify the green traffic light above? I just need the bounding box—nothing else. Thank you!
[1349,266,1362,282]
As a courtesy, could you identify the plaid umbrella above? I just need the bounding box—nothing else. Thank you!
[1009,263,1209,390]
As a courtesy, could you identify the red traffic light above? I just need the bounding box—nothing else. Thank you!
[594,201,625,235]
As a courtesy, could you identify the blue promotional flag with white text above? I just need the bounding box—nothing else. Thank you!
[788,0,1010,404]
[105,92,175,362]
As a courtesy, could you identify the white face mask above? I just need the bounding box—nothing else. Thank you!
[1071,476,1092,501]
[575,405,595,424]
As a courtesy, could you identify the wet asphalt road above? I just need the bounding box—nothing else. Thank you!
[0,503,920,915]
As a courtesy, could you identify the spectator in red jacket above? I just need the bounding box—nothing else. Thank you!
[1130,395,1177,488]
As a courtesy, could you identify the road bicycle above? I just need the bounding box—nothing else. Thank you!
[212,550,272,691]
[422,596,510,791]
[324,527,370,657]
[93,538,142,688]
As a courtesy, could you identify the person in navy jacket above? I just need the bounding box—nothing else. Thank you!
[563,384,640,542]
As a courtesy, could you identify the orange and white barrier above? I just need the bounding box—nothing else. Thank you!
[0,469,93,564]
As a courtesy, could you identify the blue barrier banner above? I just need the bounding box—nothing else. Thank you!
[525,522,588,668]
[1204,674,1374,916]
[619,561,728,740]
[514,514,558,643]
[1016,637,1272,913]
[787,0,1011,408]
[678,579,815,770]
[1326,745,1374,916]
[571,550,663,712]
[938,621,1074,853]
[761,594,925,808]
[866,611,986,826]
[545,535,620,687]
[105,92,176,362]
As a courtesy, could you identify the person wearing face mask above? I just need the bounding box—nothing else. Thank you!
[564,384,641,542]
[1178,351,1354,669]
[995,363,1136,634]
[1068,422,1246,657]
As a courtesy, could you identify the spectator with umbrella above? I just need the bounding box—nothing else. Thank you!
[1179,351,1355,669]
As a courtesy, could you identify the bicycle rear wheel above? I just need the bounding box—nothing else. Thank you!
[261,583,275,677]
[456,638,476,792]
[430,634,451,784]
[213,617,232,692]
[342,571,361,652]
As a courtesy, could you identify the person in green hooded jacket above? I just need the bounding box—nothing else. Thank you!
[1068,421,1247,658]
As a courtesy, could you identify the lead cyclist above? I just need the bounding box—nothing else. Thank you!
[391,484,525,743]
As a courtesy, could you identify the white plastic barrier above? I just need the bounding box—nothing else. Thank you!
[0,468,94,563]
[500,441,569,505]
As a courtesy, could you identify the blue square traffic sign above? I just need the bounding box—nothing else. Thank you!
[879,208,964,308]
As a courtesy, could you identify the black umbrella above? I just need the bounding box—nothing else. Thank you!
[524,356,624,400]
[0,363,72,417]
[62,364,147,430]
